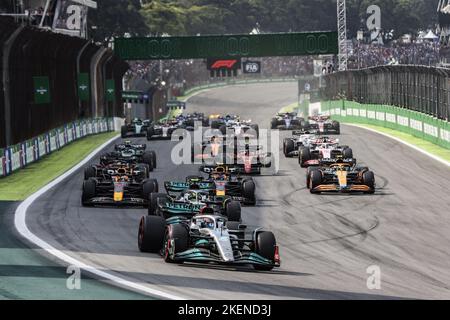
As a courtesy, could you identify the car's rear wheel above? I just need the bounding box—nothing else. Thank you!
[299,147,311,167]
[343,147,353,159]
[148,193,168,216]
[142,179,159,201]
[164,224,189,263]
[219,125,227,136]
[148,150,157,168]
[142,152,154,172]
[84,166,96,180]
[225,200,241,222]
[242,179,256,205]
[81,179,96,206]
[146,127,154,141]
[309,170,322,194]
[270,119,277,130]
[138,215,165,253]
[254,231,276,271]
[363,171,375,194]
[121,125,127,138]
[284,139,295,157]
[306,166,319,188]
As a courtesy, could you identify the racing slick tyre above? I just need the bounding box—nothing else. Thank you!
[219,125,227,136]
[164,224,189,263]
[138,215,165,253]
[242,179,256,206]
[332,121,340,134]
[363,171,375,194]
[84,166,96,180]
[202,119,210,127]
[142,152,155,172]
[135,164,150,179]
[148,150,157,168]
[81,179,96,206]
[343,147,353,159]
[309,170,322,194]
[284,139,295,157]
[146,127,154,141]
[148,193,168,216]
[299,146,311,168]
[142,179,159,201]
[225,200,242,222]
[270,119,278,130]
[306,166,319,188]
[254,231,276,271]
[250,124,259,138]
[121,125,128,138]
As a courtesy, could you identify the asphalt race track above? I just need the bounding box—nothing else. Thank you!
[26,83,450,299]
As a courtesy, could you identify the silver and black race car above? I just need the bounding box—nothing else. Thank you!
[121,118,150,138]
[271,112,306,130]
[138,211,280,271]
[146,119,183,140]
[99,142,156,170]
[283,130,319,158]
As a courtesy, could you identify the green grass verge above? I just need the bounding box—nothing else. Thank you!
[0,132,119,201]
[347,124,450,163]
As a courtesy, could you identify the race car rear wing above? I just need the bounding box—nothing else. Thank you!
[164,181,215,193]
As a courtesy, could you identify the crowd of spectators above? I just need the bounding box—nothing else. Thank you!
[348,41,440,69]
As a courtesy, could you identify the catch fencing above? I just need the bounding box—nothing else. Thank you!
[0,118,114,178]
[323,65,450,121]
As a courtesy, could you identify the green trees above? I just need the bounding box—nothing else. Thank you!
[89,0,439,39]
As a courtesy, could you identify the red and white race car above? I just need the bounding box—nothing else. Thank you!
[306,115,340,134]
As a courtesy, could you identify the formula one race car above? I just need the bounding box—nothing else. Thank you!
[165,165,256,205]
[283,130,319,158]
[81,170,158,207]
[209,115,259,138]
[146,119,183,140]
[305,115,340,134]
[271,112,306,130]
[148,188,242,222]
[192,136,272,174]
[307,161,375,194]
[298,137,353,168]
[121,118,150,138]
[178,112,210,129]
[99,142,157,170]
[138,213,280,271]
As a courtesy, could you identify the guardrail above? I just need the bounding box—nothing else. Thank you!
[322,65,450,121]
[322,100,450,150]
[0,118,114,178]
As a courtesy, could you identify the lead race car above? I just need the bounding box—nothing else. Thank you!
[121,118,150,138]
[308,161,375,194]
[146,118,183,140]
[138,211,280,271]
[271,112,306,130]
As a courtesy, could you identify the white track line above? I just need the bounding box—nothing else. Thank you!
[14,134,185,300]
[344,123,450,168]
